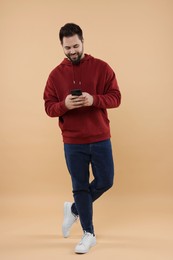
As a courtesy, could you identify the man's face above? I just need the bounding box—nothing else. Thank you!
[62,34,84,64]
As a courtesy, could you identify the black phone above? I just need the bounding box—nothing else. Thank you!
[71,89,82,96]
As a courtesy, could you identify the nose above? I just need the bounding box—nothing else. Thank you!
[69,48,75,54]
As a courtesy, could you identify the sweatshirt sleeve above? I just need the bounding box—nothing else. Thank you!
[43,76,68,117]
[92,65,121,109]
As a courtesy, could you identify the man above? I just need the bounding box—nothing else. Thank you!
[43,23,121,254]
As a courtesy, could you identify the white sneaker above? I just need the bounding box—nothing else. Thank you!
[62,202,78,238]
[75,232,96,254]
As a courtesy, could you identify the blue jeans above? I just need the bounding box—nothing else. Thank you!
[64,139,114,235]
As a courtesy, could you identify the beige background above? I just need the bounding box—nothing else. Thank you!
[0,0,173,259]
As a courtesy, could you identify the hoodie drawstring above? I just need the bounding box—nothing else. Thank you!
[72,64,82,87]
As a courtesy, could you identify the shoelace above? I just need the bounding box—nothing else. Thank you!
[79,232,92,244]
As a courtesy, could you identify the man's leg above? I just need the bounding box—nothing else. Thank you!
[64,143,94,234]
[90,139,114,201]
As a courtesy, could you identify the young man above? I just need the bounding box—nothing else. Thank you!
[43,23,121,254]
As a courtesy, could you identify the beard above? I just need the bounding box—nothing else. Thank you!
[66,50,84,65]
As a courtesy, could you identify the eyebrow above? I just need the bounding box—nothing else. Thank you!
[64,44,80,49]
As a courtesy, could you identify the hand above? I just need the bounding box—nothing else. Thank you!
[65,94,85,110]
[82,92,94,106]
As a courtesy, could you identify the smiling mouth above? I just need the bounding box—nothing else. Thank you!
[71,54,77,58]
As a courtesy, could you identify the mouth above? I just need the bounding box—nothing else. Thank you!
[71,54,78,59]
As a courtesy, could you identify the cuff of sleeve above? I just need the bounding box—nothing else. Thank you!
[59,100,69,115]
[92,95,99,107]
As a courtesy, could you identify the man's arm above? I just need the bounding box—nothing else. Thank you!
[43,77,69,117]
[44,77,87,117]
[83,66,121,109]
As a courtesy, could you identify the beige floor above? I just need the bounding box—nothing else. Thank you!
[0,193,173,260]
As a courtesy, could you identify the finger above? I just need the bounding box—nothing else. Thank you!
[73,102,84,106]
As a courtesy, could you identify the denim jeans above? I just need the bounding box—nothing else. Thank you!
[64,139,114,234]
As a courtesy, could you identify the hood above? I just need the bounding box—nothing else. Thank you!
[61,54,92,66]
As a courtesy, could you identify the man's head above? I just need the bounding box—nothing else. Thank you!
[59,23,84,64]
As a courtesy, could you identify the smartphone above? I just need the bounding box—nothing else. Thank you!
[71,89,82,96]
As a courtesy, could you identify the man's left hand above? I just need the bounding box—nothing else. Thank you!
[82,92,94,106]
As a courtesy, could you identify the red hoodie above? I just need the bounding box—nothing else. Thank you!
[43,54,121,144]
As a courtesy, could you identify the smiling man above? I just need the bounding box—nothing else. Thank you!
[43,23,121,254]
